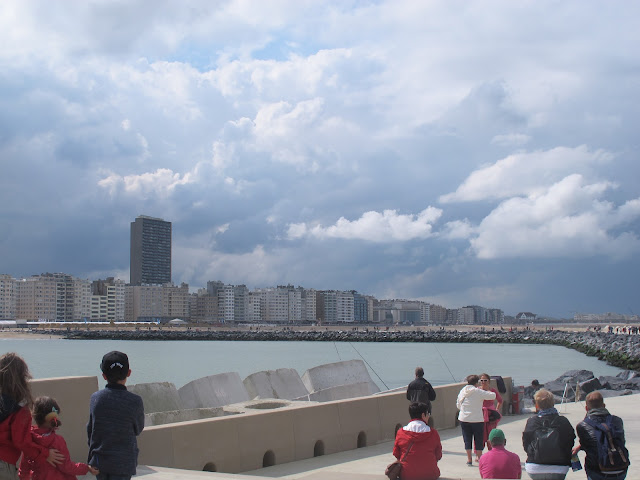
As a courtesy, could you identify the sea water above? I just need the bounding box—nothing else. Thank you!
[0,338,624,390]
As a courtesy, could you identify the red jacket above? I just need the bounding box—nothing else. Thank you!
[0,406,48,466]
[393,421,442,480]
[18,427,89,480]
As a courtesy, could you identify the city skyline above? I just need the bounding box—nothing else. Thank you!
[1,2,639,318]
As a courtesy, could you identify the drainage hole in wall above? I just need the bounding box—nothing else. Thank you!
[202,462,216,472]
[263,450,276,467]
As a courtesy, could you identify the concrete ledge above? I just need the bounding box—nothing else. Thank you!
[27,374,513,478]
[137,378,512,474]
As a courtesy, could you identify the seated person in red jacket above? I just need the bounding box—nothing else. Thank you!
[18,396,99,480]
[393,402,442,480]
[479,428,522,479]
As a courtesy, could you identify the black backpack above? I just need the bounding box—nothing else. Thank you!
[584,416,630,472]
[529,417,566,465]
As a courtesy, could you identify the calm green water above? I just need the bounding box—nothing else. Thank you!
[0,339,624,390]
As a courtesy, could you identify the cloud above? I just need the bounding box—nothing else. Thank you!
[98,168,193,197]
[490,133,531,147]
[470,174,640,259]
[287,207,442,242]
[440,146,614,203]
[440,220,475,240]
[2,1,640,318]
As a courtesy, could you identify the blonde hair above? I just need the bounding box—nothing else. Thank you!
[533,388,555,410]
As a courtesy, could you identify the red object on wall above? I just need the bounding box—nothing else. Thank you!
[511,386,524,414]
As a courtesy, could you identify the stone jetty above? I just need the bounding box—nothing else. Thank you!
[55,328,640,371]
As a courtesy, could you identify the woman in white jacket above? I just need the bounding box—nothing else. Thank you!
[457,374,496,466]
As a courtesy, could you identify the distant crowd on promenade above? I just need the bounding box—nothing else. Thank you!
[587,325,640,335]
[391,367,630,480]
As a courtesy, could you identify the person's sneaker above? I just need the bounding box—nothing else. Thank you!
[466,461,473,466]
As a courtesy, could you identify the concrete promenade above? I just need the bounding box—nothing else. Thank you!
[80,393,637,480]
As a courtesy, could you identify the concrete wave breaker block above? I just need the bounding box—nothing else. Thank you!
[302,359,380,395]
[128,382,183,413]
[243,368,309,400]
[178,372,250,409]
[295,382,375,402]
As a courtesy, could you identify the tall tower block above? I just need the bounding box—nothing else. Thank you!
[130,215,172,286]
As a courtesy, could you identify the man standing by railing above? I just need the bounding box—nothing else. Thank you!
[407,367,436,414]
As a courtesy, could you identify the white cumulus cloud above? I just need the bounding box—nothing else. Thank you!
[440,145,614,203]
[470,174,640,259]
[287,207,442,242]
[98,168,193,197]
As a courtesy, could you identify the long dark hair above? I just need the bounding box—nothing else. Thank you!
[0,352,34,407]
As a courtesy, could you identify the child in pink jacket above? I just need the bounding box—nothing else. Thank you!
[18,397,99,480]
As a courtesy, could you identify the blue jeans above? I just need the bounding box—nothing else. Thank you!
[586,469,627,480]
[96,474,131,480]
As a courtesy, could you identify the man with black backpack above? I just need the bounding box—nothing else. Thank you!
[522,388,575,479]
[574,391,629,480]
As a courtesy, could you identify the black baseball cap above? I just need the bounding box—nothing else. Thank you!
[100,351,129,374]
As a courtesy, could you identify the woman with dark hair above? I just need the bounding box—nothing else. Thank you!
[393,402,442,480]
[457,374,496,466]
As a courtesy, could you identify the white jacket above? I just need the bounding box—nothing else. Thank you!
[456,385,496,422]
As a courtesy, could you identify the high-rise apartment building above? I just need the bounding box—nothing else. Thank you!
[0,275,16,320]
[15,273,91,322]
[91,277,125,322]
[124,283,189,322]
[130,215,172,286]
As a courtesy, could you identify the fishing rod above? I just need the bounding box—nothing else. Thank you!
[334,341,342,361]
[349,342,390,390]
[433,344,457,382]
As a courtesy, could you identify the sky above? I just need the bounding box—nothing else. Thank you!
[1,1,639,318]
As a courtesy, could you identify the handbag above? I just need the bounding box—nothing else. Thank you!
[488,409,502,422]
[385,441,413,480]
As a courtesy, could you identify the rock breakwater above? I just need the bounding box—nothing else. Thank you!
[55,328,640,372]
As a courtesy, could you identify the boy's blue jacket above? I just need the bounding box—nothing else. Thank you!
[87,383,145,476]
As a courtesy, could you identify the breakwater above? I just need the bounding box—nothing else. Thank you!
[57,328,640,371]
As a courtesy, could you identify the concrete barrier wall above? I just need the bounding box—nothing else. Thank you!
[30,376,99,463]
[26,375,513,475]
[137,377,513,473]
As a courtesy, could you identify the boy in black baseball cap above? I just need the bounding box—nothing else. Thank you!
[87,351,144,479]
